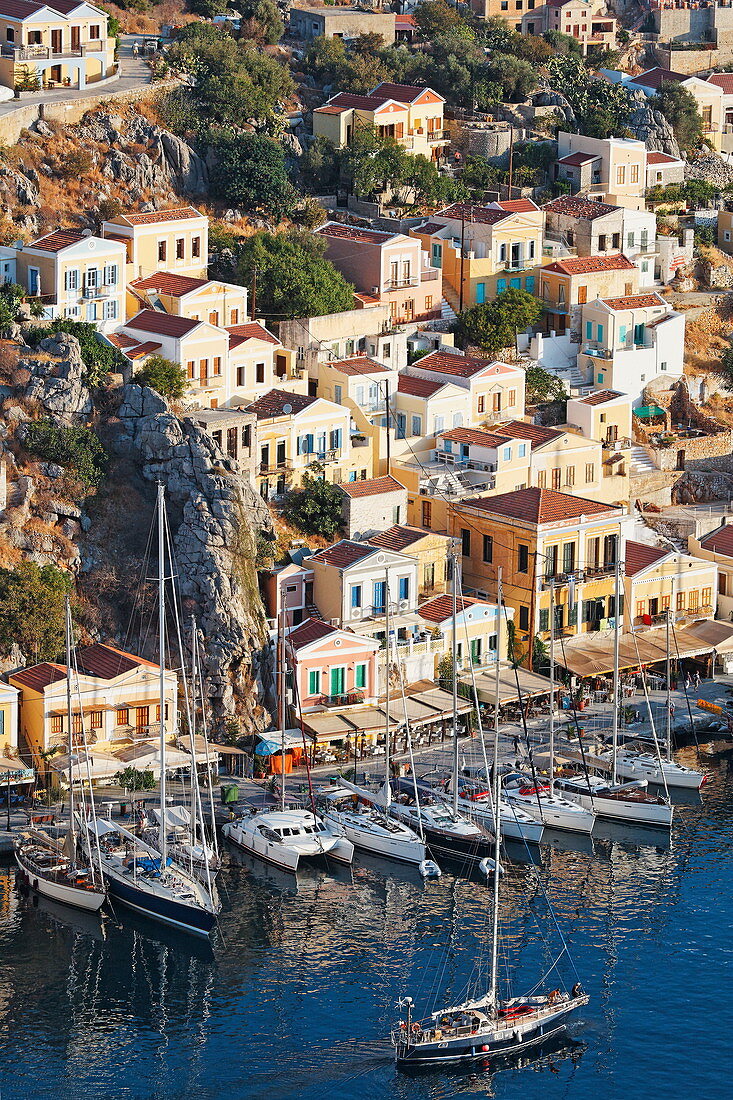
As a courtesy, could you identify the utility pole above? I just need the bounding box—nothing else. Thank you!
[384,378,391,477]
[251,268,257,321]
[507,126,515,199]
[459,209,467,314]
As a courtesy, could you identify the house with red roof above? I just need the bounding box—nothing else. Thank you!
[416,592,510,671]
[0,1,116,93]
[312,81,447,161]
[622,540,717,633]
[128,271,248,329]
[339,474,408,540]
[102,207,208,282]
[0,227,127,330]
[403,349,526,425]
[690,521,733,623]
[284,617,380,713]
[309,539,420,628]
[410,199,545,313]
[314,221,441,324]
[539,253,640,336]
[554,132,648,211]
[602,67,726,154]
[9,643,179,769]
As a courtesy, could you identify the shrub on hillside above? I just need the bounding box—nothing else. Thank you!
[24,419,107,490]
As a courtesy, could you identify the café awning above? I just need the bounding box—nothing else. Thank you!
[552,619,733,678]
[634,405,665,419]
[459,663,554,705]
[300,683,472,744]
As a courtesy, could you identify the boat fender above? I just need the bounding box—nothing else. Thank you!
[33,878,38,891]
[481,1044,490,1052]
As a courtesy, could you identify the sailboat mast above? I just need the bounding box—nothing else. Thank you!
[277,605,286,812]
[611,555,621,786]
[488,568,503,1007]
[384,568,391,809]
[548,579,555,793]
[451,543,459,814]
[65,595,74,856]
[665,603,672,763]
[157,483,167,871]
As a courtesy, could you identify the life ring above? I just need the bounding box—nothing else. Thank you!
[411,1023,422,1036]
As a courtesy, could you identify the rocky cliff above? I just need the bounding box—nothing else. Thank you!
[0,332,274,733]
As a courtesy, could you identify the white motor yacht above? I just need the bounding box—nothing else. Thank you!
[501,771,595,834]
[595,747,705,791]
[317,784,427,865]
[222,807,354,872]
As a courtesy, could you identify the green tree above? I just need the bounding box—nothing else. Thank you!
[211,132,298,220]
[231,231,354,319]
[188,0,229,15]
[652,82,703,153]
[135,355,188,401]
[524,364,567,404]
[485,53,537,101]
[23,420,107,490]
[455,288,542,357]
[544,54,631,137]
[241,0,284,45]
[0,563,72,661]
[414,0,461,39]
[115,766,156,791]
[282,471,343,538]
[543,30,583,55]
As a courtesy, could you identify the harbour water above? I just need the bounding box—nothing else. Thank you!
[0,752,730,1100]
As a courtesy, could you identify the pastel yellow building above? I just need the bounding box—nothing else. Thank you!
[0,682,19,755]
[9,643,178,770]
[128,271,248,327]
[102,208,208,282]
[245,388,373,499]
[405,352,526,426]
[689,523,733,622]
[623,541,718,631]
[0,0,116,91]
[367,524,453,601]
[410,199,545,314]
[540,254,639,336]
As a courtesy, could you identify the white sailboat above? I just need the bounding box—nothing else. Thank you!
[98,485,220,937]
[15,598,106,914]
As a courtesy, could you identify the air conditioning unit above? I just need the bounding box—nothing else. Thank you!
[371,286,379,295]
[330,617,341,627]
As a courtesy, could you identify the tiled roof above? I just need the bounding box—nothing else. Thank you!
[330,354,389,376]
[130,272,210,297]
[28,229,86,253]
[77,643,159,678]
[227,322,280,350]
[370,81,442,104]
[459,487,619,525]
[544,255,636,276]
[601,293,666,311]
[647,151,683,166]
[311,540,376,568]
[439,426,507,448]
[397,375,446,398]
[544,196,617,219]
[699,522,733,557]
[492,420,561,447]
[315,222,396,245]
[246,388,315,419]
[287,617,336,652]
[579,389,625,406]
[412,221,449,235]
[0,1,49,16]
[126,309,201,338]
[419,594,491,624]
[414,350,494,378]
[317,92,385,112]
[368,524,428,551]
[435,203,508,226]
[10,662,67,692]
[708,73,733,94]
[115,207,203,226]
[634,66,685,89]
[125,340,162,359]
[624,540,669,577]
[341,475,405,498]
[556,151,598,167]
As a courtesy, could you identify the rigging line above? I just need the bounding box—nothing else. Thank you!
[501,597,545,819]
[285,607,318,816]
[556,627,597,805]
[194,630,219,857]
[630,628,671,803]
[388,617,426,843]
[669,616,701,758]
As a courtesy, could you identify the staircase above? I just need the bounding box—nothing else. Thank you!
[630,444,657,476]
[441,296,457,323]
[441,281,461,318]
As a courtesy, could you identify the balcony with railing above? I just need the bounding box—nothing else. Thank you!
[320,691,365,708]
[259,460,292,475]
[385,276,419,290]
[421,266,440,282]
[1,39,113,60]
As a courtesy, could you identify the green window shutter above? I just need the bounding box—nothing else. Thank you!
[568,604,578,626]
[308,670,320,695]
[355,663,366,690]
[539,608,549,631]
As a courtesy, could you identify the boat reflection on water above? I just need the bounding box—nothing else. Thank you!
[591,817,673,851]
[22,889,107,943]
[396,1031,588,1082]
[226,843,354,896]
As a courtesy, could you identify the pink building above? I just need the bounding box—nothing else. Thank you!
[314,222,441,324]
[261,561,314,626]
[285,618,380,712]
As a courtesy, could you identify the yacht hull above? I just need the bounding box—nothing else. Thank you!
[612,755,704,790]
[327,818,427,865]
[15,850,106,913]
[104,871,217,936]
[561,786,673,827]
[505,794,594,834]
[422,824,495,864]
[461,802,544,845]
[222,819,353,872]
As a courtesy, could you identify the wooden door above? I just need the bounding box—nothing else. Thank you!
[51,29,62,53]
[71,26,80,50]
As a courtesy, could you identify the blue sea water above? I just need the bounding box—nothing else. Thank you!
[0,749,730,1100]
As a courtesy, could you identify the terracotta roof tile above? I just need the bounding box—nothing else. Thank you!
[77,643,159,678]
[413,350,494,378]
[419,594,491,624]
[10,662,67,692]
[435,203,509,227]
[311,540,376,568]
[126,309,201,338]
[635,66,685,89]
[439,426,508,448]
[647,151,683,165]
[624,540,668,577]
[227,322,280,350]
[699,523,733,556]
[28,229,87,253]
[246,388,315,419]
[329,354,389,376]
[397,375,446,397]
[543,255,636,276]
[116,207,204,226]
[368,525,428,551]
[544,196,618,219]
[601,293,666,311]
[708,73,733,94]
[316,222,396,245]
[341,475,405,498]
[556,152,598,167]
[492,198,540,213]
[492,420,561,447]
[579,389,625,406]
[131,272,210,297]
[458,487,619,525]
[286,618,336,651]
[370,81,442,104]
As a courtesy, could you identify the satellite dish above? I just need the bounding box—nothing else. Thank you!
[283,403,293,414]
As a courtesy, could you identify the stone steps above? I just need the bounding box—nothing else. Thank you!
[630,444,658,475]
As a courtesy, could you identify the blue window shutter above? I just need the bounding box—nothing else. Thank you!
[524,276,535,294]
[597,324,604,341]
[597,373,604,384]
[586,321,593,340]
[496,278,506,294]
[619,325,626,343]
[399,577,409,600]
[476,282,485,304]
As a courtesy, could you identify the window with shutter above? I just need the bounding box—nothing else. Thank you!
[539,607,549,632]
